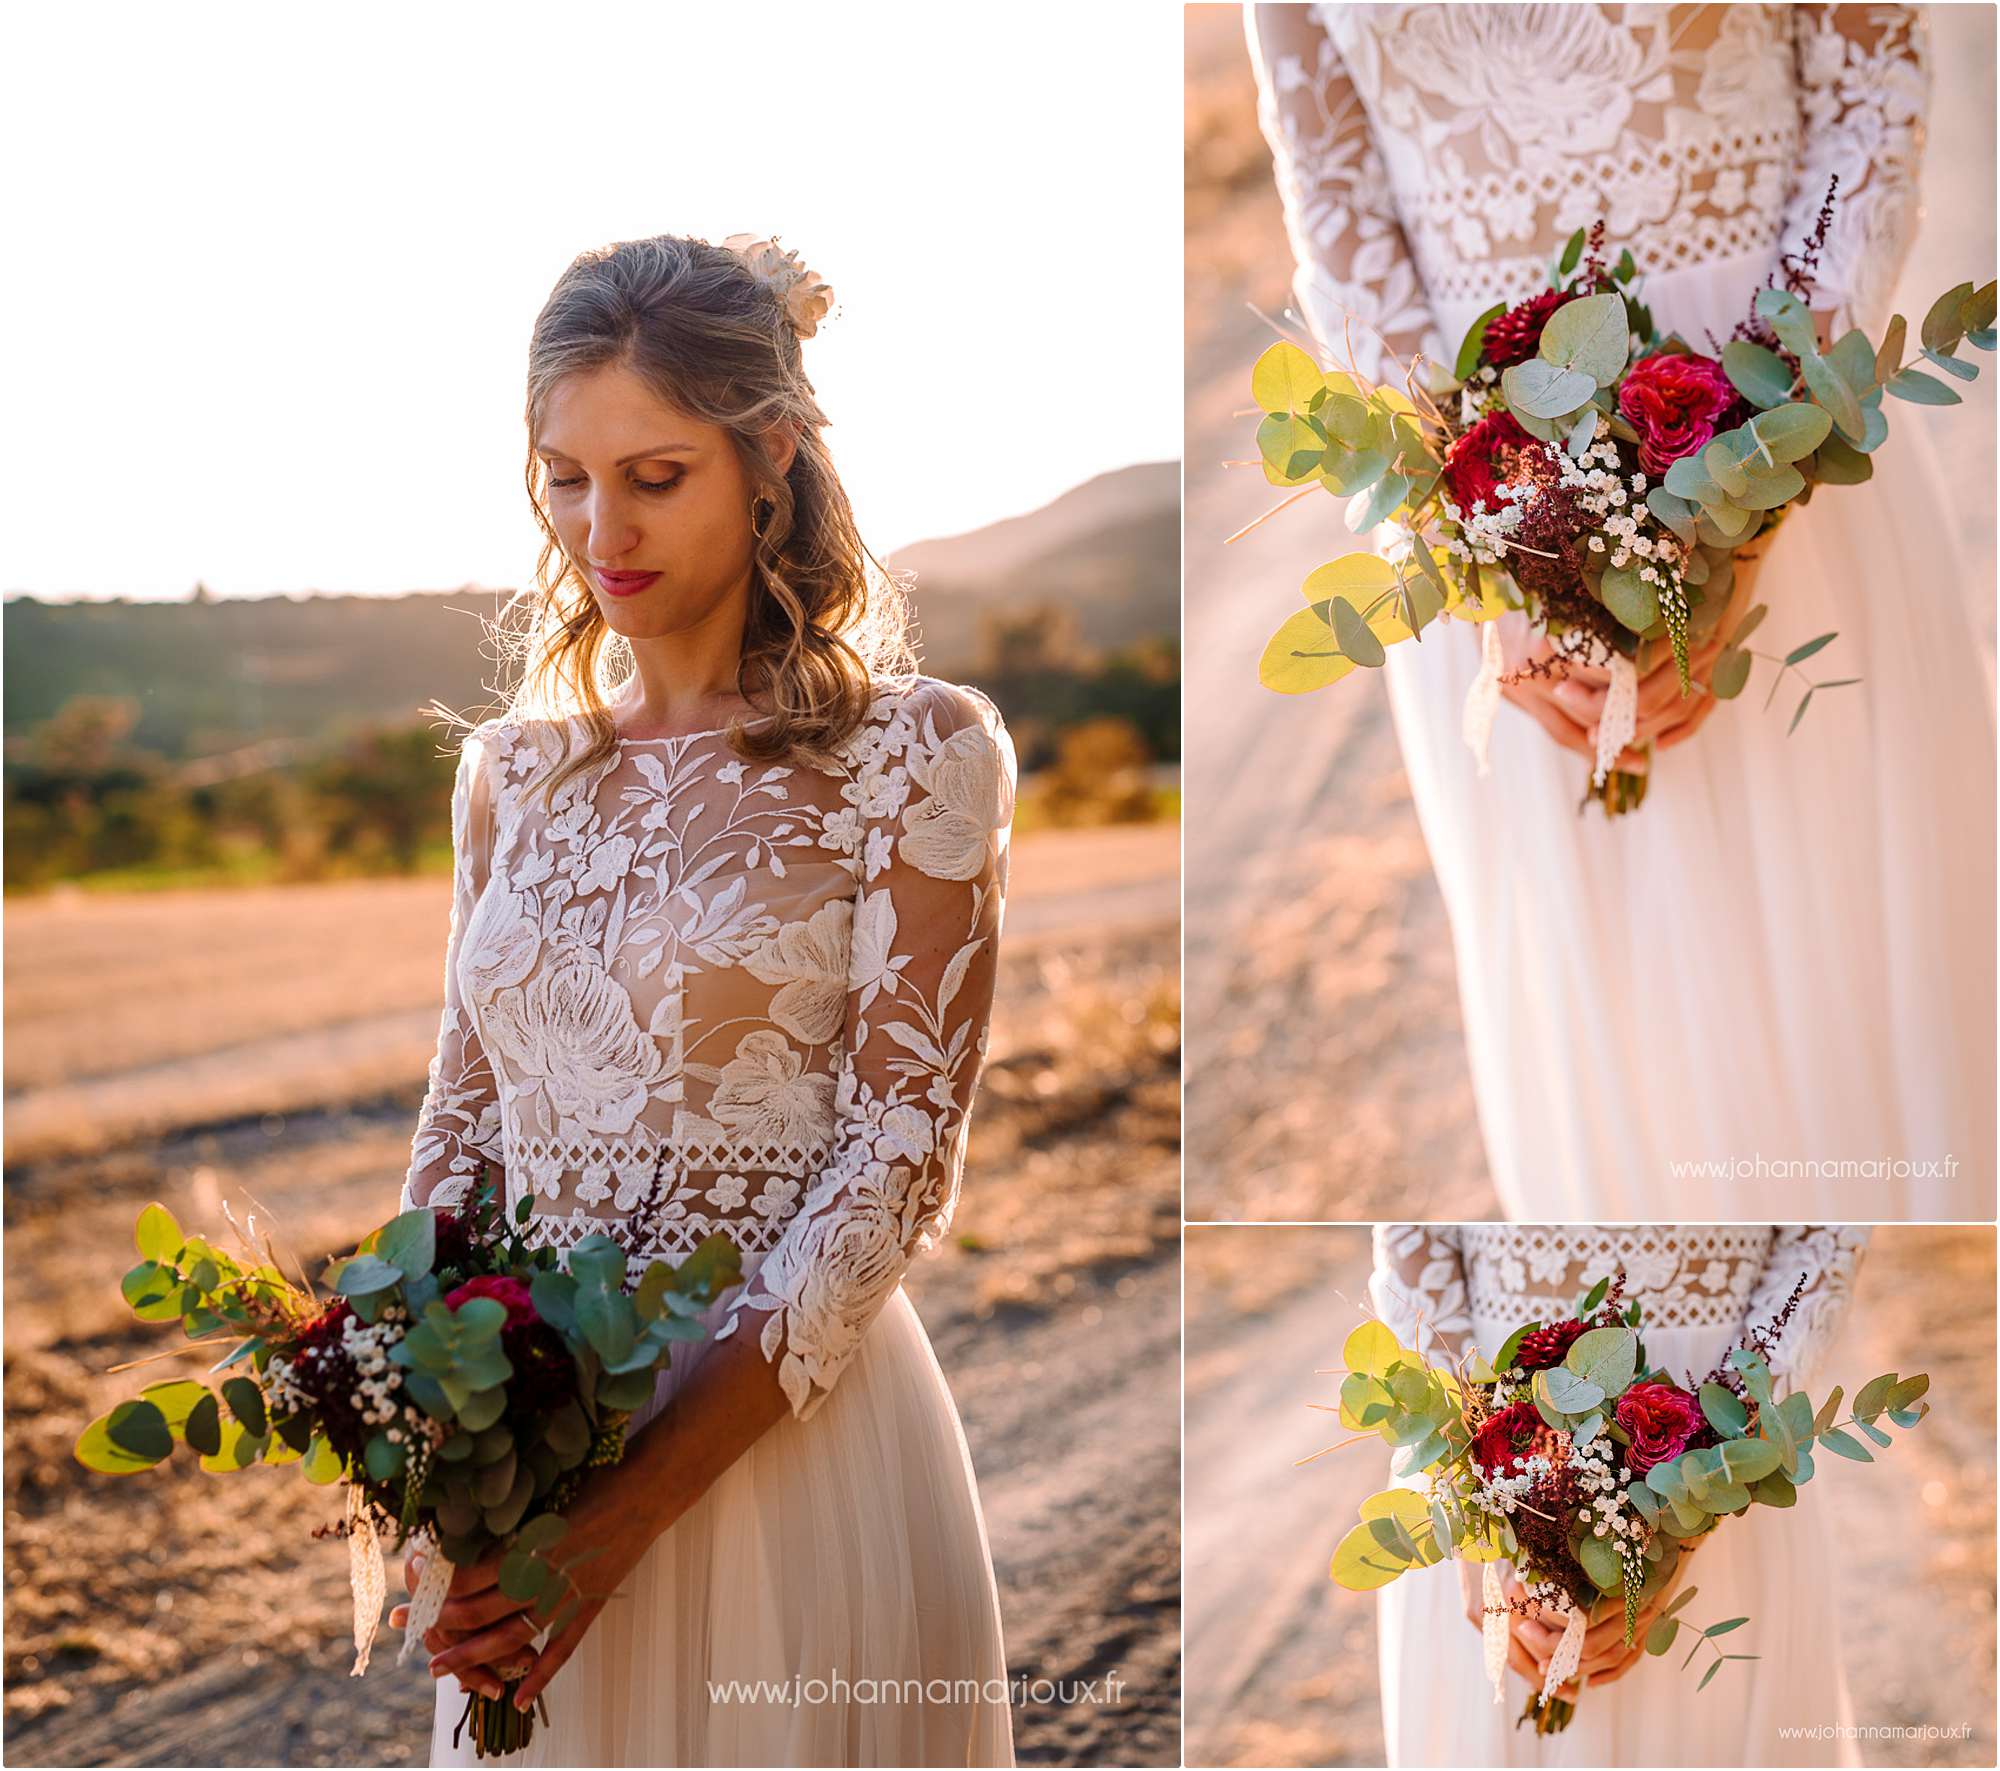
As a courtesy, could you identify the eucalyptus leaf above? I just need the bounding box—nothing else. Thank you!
[1601,563,1662,634]
[1540,292,1630,385]
[1721,340,1794,408]
[1331,596,1387,668]
[1886,368,1962,406]
[1503,357,1597,421]
[134,1202,184,1264]
[1710,647,1752,699]
[1252,341,1326,414]
[1921,280,1976,352]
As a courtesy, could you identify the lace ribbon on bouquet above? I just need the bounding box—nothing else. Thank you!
[1594,653,1639,788]
[1542,1596,1589,1704]
[1482,1561,1509,1702]
[1462,621,1506,775]
[347,1486,386,1676]
[1460,628,1640,786]
[400,1530,455,1666]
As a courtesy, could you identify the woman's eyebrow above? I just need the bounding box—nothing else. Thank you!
[535,441,698,464]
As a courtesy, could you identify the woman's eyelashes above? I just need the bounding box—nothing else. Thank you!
[545,467,683,494]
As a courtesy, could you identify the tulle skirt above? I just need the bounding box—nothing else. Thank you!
[1382,260,1996,1221]
[429,1262,1014,1768]
[1375,1316,1858,1768]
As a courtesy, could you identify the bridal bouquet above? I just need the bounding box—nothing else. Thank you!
[1251,193,1995,814]
[74,1173,741,1758]
[1325,1271,1929,1733]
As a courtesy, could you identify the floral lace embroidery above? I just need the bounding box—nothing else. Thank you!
[1369,1223,1869,1392]
[401,674,1017,1420]
[1248,4,1929,377]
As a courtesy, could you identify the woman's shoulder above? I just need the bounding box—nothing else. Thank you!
[856,672,1011,747]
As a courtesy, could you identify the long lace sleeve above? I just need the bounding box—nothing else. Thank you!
[717,681,1017,1420]
[1245,2,1441,383]
[1737,1225,1871,1395]
[1368,1223,1471,1366]
[400,723,508,1211]
[1782,4,1931,335]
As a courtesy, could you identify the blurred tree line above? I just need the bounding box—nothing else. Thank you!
[4,607,1177,890]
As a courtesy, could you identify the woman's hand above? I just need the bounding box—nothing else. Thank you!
[504,1451,681,1713]
[1522,1535,1707,1701]
[1455,1558,1549,1688]
[1498,549,1764,771]
[388,1547,539,1702]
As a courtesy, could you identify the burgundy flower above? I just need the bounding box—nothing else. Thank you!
[1617,351,1738,477]
[1443,409,1541,515]
[1470,1401,1560,1479]
[431,1207,484,1275]
[447,1274,539,1330]
[1615,1381,1706,1473]
[447,1274,574,1415]
[1514,1318,1590,1373]
[1482,289,1573,368]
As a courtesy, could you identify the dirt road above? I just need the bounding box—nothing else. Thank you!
[3,824,1181,1767]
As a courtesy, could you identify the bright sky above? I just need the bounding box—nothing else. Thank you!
[5,4,1182,601]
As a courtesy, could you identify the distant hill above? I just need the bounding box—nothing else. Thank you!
[3,462,1178,763]
[888,461,1179,669]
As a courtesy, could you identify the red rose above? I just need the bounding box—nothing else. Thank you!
[446,1274,539,1330]
[1615,1381,1706,1473]
[1444,409,1540,515]
[1513,1318,1590,1373]
[1617,351,1738,477]
[1482,288,1573,369]
[1470,1401,1559,1479]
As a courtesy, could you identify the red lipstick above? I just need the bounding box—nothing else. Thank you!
[595,568,660,598]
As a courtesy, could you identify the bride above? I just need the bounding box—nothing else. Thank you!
[1369,1223,1872,1766]
[1246,4,1994,1218]
[388,232,1017,1766]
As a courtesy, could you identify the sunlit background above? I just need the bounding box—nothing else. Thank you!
[5,4,1180,597]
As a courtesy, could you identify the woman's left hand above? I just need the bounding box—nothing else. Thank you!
[500,1454,675,1714]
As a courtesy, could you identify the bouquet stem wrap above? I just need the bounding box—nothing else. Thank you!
[1542,1597,1588,1704]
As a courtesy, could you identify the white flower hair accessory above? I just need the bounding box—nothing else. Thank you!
[721,234,835,339]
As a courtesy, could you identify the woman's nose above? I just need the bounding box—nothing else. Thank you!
[586,492,642,563]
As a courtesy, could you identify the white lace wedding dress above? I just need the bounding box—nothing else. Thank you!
[400,674,1018,1766]
[1370,1223,1870,1767]
[1249,4,1994,1217]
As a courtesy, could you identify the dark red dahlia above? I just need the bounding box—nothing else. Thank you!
[1482,289,1573,368]
[1514,1318,1590,1373]
[1443,409,1541,515]
[1470,1401,1560,1479]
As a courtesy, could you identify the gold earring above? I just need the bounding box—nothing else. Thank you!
[751,495,775,538]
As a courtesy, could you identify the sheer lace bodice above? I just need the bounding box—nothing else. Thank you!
[1248,4,1930,377]
[1369,1223,1870,1393]
[401,673,1016,1419]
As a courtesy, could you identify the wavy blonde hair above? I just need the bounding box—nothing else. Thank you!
[480,233,913,806]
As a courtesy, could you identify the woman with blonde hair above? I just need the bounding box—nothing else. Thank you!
[390,231,1017,1767]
